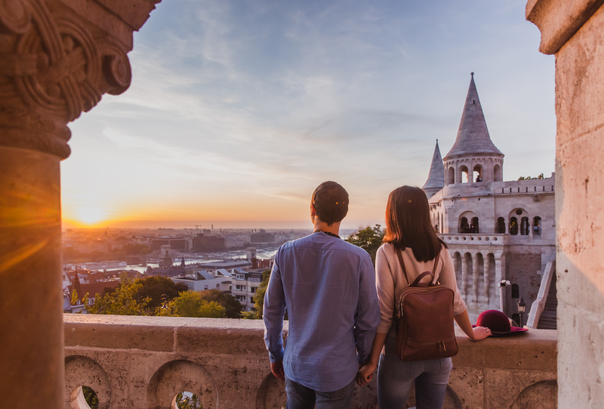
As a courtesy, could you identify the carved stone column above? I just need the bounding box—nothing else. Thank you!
[483,254,491,305]
[472,253,480,305]
[0,0,158,407]
[461,253,469,299]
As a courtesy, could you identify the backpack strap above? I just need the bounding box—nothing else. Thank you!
[394,246,410,286]
[430,253,440,286]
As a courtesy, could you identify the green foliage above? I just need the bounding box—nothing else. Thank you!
[157,291,226,318]
[175,392,202,409]
[345,224,385,265]
[195,289,242,318]
[240,311,256,319]
[253,270,271,319]
[518,173,544,181]
[135,276,189,311]
[86,280,150,315]
[82,386,99,409]
[70,289,79,306]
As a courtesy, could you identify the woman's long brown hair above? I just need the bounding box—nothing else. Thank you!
[383,186,446,262]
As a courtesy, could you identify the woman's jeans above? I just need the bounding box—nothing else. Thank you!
[377,331,453,409]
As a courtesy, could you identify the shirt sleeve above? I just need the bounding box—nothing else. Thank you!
[375,245,396,333]
[263,251,286,363]
[437,247,467,316]
[354,255,380,364]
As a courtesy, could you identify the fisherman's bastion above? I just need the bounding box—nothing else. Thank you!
[422,74,556,326]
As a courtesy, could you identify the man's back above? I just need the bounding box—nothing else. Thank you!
[263,232,379,392]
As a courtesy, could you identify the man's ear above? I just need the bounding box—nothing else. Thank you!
[310,204,317,217]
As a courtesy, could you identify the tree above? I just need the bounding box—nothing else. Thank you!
[253,270,272,319]
[86,280,150,315]
[135,276,189,311]
[345,224,385,264]
[158,291,226,318]
[196,289,242,318]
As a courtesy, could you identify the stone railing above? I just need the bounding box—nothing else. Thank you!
[441,233,510,246]
[64,315,557,409]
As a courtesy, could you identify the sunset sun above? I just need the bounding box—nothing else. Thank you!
[76,207,108,226]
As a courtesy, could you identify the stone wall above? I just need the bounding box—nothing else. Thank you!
[526,1,604,407]
[63,315,557,409]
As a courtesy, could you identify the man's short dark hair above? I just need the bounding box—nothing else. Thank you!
[311,181,349,225]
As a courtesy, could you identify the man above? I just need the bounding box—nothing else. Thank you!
[263,181,380,408]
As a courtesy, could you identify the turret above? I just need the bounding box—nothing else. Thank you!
[422,140,445,198]
[443,73,504,185]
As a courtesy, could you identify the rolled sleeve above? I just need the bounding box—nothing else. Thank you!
[263,255,287,362]
[354,256,380,364]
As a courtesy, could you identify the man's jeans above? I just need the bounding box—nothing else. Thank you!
[285,376,355,409]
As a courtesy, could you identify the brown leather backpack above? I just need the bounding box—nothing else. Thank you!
[394,247,458,361]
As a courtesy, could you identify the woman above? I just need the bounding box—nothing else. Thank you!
[357,186,490,408]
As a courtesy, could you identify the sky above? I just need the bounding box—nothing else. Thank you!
[61,0,555,229]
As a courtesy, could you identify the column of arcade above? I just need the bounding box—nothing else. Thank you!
[0,1,158,407]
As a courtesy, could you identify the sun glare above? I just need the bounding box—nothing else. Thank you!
[76,207,108,226]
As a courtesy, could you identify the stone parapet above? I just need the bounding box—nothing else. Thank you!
[63,314,557,409]
[441,233,510,246]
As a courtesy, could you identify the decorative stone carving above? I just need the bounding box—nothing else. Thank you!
[0,0,141,159]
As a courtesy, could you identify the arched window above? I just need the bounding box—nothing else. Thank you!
[533,217,542,236]
[447,167,455,185]
[473,164,483,183]
[510,217,518,235]
[460,166,469,183]
[520,217,530,235]
[470,217,479,233]
[459,217,469,233]
[494,164,502,182]
[512,284,519,299]
[496,217,505,233]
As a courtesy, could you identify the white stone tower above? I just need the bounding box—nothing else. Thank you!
[443,73,504,186]
[422,140,445,199]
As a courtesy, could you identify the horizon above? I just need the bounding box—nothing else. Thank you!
[62,0,555,228]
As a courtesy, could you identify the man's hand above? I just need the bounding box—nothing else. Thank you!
[271,361,285,381]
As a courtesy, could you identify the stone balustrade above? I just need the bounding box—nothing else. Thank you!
[441,233,510,245]
[64,314,557,409]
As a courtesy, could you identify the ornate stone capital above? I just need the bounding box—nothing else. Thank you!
[0,0,158,158]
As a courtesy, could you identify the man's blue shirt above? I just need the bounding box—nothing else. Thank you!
[263,232,380,392]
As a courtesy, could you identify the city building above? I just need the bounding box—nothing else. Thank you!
[171,270,232,293]
[249,229,275,245]
[150,237,188,251]
[192,234,225,252]
[423,74,556,326]
[231,268,264,312]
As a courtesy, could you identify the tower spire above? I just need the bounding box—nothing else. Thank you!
[444,73,503,161]
[422,139,445,199]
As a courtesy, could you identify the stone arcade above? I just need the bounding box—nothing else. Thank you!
[422,74,556,324]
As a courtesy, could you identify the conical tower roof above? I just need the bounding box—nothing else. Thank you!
[422,140,445,196]
[444,73,503,160]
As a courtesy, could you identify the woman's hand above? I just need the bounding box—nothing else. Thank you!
[356,361,378,386]
[471,325,491,341]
